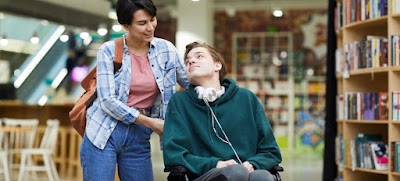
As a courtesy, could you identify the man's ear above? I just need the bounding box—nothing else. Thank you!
[215,62,222,71]
[122,24,130,31]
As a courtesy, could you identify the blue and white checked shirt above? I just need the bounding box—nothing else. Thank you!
[86,35,189,149]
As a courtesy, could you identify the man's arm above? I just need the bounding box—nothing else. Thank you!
[245,105,282,170]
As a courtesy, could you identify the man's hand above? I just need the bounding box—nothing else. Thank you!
[242,161,254,173]
[216,159,238,168]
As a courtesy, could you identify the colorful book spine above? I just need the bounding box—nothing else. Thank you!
[394,91,399,121]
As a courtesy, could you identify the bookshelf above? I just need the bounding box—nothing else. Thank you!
[335,0,400,181]
[231,32,295,151]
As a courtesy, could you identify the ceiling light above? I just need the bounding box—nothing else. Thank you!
[108,11,117,20]
[60,34,69,42]
[273,10,283,17]
[80,30,89,40]
[272,56,282,66]
[14,69,21,76]
[41,20,49,26]
[280,51,288,59]
[83,35,92,46]
[112,24,122,32]
[192,0,200,1]
[97,23,108,36]
[30,33,40,44]
[306,68,314,76]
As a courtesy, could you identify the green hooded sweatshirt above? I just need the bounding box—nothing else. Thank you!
[163,78,282,176]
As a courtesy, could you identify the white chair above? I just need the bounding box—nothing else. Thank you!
[18,119,60,181]
[1,118,39,180]
[0,127,11,181]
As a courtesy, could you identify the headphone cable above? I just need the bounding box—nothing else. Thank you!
[203,99,243,164]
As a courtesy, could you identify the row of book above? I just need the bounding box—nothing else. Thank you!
[392,0,400,14]
[336,92,388,120]
[336,133,388,171]
[335,1,344,32]
[391,142,400,172]
[335,0,387,30]
[391,35,400,66]
[335,36,388,74]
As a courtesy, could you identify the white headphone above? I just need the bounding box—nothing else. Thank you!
[194,86,225,102]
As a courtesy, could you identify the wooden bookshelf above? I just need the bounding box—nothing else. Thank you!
[391,66,400,71]
[343,15,388,30]
[392,14,400,18]
[348,67,390,75]
[344,120,389,124]
[335,0,400,181]
[344,165,389,175]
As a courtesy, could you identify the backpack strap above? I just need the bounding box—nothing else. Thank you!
[81,37,124,91]
[114,37,124,64]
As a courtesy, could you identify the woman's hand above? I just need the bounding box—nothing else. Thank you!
[216,159,238,168]
[151,118,164,136]
[242,161,254,173]
[135,114,164,136]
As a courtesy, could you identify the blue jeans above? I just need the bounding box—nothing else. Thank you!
[80,121,153,181]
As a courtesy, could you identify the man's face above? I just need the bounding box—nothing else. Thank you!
[184,47,221,84]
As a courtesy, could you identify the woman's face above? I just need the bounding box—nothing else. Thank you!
[123,9,157,43]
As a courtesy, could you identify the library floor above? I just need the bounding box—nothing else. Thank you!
[26,134,324,181]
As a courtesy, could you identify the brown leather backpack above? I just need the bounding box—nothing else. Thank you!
[69,37,124,137]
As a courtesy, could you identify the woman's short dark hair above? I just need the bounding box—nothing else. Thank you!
[116,0,157,25]
[184,42,227,83]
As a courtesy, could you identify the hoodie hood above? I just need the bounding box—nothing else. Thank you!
[187,78,239,105]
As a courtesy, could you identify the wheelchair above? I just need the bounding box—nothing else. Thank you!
[165,165,284,181]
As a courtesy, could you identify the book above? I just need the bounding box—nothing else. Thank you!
[364,93,374,120]
[379,92,388,120]
[356,133,365,167]
[374,93,380,120]
[397,142,400,172]
[370,142,388,170]
[337,94,344,120]
[350,139,356,171]
[394,91,399,121]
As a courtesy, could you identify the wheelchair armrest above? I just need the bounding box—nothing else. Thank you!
[164,165,188,173]
[268,165,284,181]
[165,165,198,181]
[268,165,284,174]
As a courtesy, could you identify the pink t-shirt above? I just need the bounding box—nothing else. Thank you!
[126,52,159,109]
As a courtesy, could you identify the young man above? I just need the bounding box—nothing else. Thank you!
[163,42,282,181]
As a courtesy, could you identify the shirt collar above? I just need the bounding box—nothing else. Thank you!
[122,33,156,51]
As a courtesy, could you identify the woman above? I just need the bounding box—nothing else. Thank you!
[80,0,189,180]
